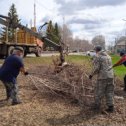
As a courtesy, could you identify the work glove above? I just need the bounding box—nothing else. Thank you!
[89,75,93,79]
[107,66,113,71]
[24,71,29,76]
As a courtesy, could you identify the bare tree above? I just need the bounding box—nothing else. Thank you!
[59,24,73,51]
[81,40,93,51]
[72,37,93,52]
[91,35,105,49]
[59,24,73,44]
[59,24,93,52]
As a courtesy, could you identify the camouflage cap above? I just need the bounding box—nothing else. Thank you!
[14,47,24,52]
[94,45,102,52]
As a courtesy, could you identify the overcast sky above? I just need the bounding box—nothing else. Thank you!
[0,0,126,45]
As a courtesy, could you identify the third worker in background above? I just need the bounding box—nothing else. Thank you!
[111,51,126,91]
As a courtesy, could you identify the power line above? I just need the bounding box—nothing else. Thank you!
[35,0,53,12]
[35,0,61,22]
[34,0,36,27]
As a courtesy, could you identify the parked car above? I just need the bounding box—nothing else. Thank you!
[86,50,96,57]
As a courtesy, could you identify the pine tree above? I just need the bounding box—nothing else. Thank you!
[0,3,19,43]
[46,20,54,39]
[54,23,61,44]
[46,21,60,43]
[42,20,61,50]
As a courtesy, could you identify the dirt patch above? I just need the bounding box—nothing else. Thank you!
[0,64,126,126]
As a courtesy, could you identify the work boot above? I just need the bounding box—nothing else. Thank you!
[90,103,100,112]
[5,96,10,101]
[123,88,126,92]
[105,106,114,113]
[12,101,22,106]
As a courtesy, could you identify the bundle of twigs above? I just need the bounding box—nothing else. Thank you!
[27,63,95,105]
[27,56,123,106]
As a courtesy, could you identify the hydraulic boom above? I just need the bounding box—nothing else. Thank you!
[0,15,65,65]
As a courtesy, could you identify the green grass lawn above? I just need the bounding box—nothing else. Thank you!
[67,54,126,78]
[66,55,90,64]
[111,55,126,78]
[24,56,53,66]
[67,55,126,77]
[0,54,125,78]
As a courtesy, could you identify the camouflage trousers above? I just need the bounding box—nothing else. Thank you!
[94,78,114,107]
[3,81,19,103]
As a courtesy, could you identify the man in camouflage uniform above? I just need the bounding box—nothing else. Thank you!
[89,46,114,112]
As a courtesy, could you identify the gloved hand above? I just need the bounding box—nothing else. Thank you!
[107,66,113,71]
[89,75,93,79]
[24,71,29,76]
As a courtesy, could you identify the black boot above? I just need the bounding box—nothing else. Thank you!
[12,101,22,105]
[106,106,114,113]
[91,103,100,112]
[124,75,126,91]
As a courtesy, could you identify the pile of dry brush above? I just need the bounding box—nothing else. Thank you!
[27,56,123,106]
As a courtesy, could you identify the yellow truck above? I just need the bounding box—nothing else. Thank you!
[0,15,65,65]
[0,15,44,58]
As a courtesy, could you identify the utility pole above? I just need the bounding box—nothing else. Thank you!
[114,38,117,53]
[30,19,32,28]
[34,0,36,28]
[62,16,65,50]
[63,16,65,44]
[122,19,126,52]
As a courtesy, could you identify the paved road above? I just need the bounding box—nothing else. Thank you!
[27,52,86,57]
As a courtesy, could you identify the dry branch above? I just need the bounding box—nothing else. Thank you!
[28,63,123,107]
[28,64,95,105]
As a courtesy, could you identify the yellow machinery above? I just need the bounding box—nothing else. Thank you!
[17,27,37,44]
[0,14,65,65]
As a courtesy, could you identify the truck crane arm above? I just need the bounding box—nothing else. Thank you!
[0,15,65,65]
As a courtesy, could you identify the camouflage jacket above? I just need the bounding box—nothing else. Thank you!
[91,51,114,80]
